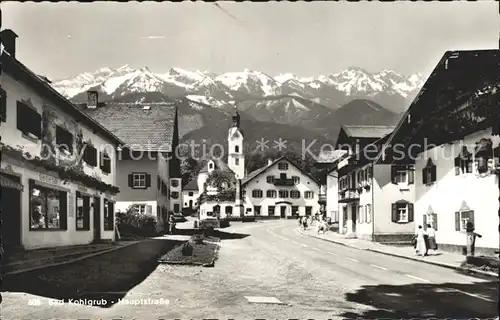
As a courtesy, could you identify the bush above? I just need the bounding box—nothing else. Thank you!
[116,208,158,237]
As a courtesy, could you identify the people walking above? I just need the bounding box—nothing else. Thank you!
[302,217,308,230]
[426,224,438,253]
[415,225,428,256]
[168,213,176,235]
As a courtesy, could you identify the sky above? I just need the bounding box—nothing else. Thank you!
[2,1,498,80]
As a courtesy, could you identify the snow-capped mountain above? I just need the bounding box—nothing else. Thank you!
[52,65,425,114]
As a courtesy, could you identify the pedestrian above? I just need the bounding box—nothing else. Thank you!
[168,213,176,235]
[415,225,427,256]
[298,216,303,227]
[426,223,438,253]
[302,217,308,230]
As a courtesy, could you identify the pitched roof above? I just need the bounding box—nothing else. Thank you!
[374,49,500,164]
[183,178,199,191]
[0,52,123,145]
[316,149,348,163]
[342,125,396,139]
[79,102,177,152]
[242,156,319,186]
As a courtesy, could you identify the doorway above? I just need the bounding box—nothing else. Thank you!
[351,203,357,233]
[189,200,193,209]
[280,206,286,218]
[0,176,22,261]
[93,196,101,242]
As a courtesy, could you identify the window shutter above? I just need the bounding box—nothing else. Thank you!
[390,166,397,184]
[59,191,68,230]
[422,168,428,184]
[146,205,152,214]
[430,165,437,182]
[468,210,475,226]
[454,157,461,175]
[432,213,438,231]
[408,167,414,184]
[422,213,427,229]
[391,203,398,222]
[128,174,133,187]
[145,174,151,188]
[455,212,461,231]
[0,88,6,122]
[33,112,42,138]
[83,196,90,230]
[408,203,414,222]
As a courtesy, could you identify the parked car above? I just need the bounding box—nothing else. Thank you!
[172,213,187,223]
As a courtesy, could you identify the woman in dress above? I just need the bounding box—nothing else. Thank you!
[426,224,438,254]
[415,225,428,256]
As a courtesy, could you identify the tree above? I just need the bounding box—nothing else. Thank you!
[181,157,200,187]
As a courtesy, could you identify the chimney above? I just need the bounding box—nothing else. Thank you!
[268,158,273,166]
[87,91,98,109]
[1,29,19,58]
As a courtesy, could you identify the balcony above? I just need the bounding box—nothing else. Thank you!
[338,188,360,203]
[273,178,295,186]
[318,192,327,204]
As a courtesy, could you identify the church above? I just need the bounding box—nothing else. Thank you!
[189,111,321,220]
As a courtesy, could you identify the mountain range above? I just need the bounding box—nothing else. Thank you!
[49,66,426,156]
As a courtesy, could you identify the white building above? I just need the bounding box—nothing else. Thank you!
[197,112,321,220]
[79,93,182,232]
[182,178,199,210]
[0,29,122,251]
[384,49,500,255]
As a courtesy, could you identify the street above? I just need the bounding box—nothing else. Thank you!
[2,220,498,319]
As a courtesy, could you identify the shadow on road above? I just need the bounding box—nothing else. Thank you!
[174,228,250,240]
[341,280,499,319]
[1,239,180,308]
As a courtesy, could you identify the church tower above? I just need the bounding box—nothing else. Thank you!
[227,111,245,179]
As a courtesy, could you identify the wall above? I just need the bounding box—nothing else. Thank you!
[182,190,199,208]
[241,160,320,217]
[415,128,500,253]
[200,201,235,219]
[115,156,158,203]
[326,171,339,221]
[355,165,374,240]
[115,200,158,216]
[157,153,170,210]
[373,164,415,239]
[0,73,117,187]
[1,160,116,249]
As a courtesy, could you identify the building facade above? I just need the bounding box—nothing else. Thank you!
[182,178,199,210]
[0,30,122,252]
[384,50,500,255]
[79,93,182,232]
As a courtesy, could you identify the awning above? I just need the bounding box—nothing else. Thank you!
[0,173,23,191]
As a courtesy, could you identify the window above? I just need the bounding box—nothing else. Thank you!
[291,206,299,216]
[235,158,239,165]
[292,176,300,184]
[17,101,42,139]
[161,181,168,196]
[268,206,275,216]
[391,165,414,185]
[56,125,74,154]
[171,179,179,188]
[83,144,98,167]
[454,146,473,175]
[305,206,312,216]
[0,87,6,122]
[391,201,414,224]
[455,210,474,232]
[242,190,246,197]
[100,151,111,174]
[290,190,301,199]
[129,173,148,189]
[235,146,239,153]
[171,191,180,199]
[365,204,372,223]
[134,205,146,214]
[358,205,364,223]
[254,206,261,216]
[174,204,180,213]
[157,176,161,190]
[252,189,263,198]
[425,212,438,231]
[104,199,114,231]
[29,181,67,230]
[208,162,214,170]
[278,162,289,171]
[422,158,437,185]
[225,206,233,216]
[76,192,90,230]
[304,191,314,199]
[279,190,289,198]
[266,190,277,198]
[266,176,275,184]
[188,192,194,197]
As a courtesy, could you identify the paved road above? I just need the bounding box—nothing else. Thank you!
[2,220,498,319]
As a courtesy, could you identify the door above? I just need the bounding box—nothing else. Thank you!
[189,200,193,209]
[93,196,101,241]
[351,203,357,232]
[280,206,286,218]
[1,184,22,260]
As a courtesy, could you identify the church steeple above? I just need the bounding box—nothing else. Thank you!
[231,111,241,128]
[227,110,245,179]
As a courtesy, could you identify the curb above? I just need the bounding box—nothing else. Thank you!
[297,228,499,279]
[3,241,141,276]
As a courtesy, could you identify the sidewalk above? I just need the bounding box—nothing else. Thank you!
[298,227,498,278]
